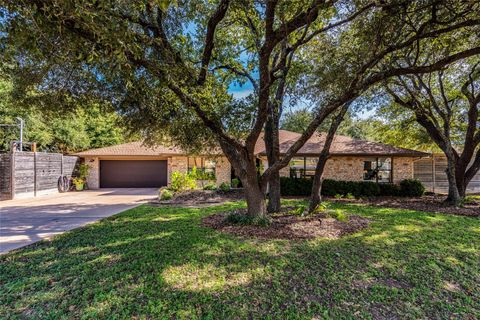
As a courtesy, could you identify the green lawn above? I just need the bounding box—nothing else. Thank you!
[1,201,479,319]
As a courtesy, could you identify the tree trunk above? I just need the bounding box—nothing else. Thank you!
[264,115,281,213]
[265,114,281,213]
[445,154,462,206]
[309,161,326,213]
[243,173,267,218]
[267,172,281,212]
[455,170,467,198]
[220,142,268,218]
[308,103,349,213]
[264,46,288,213]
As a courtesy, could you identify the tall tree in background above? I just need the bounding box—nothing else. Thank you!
[280,107,371,140]
[367,104,439,151]
[2,0,480,217]
[0,80,126,152]
[385,60,480,205]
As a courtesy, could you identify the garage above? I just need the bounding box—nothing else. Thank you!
[100,160,167,188]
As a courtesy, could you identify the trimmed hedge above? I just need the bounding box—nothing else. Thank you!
[280,177,313,196]
[280,177,424,197]
[399,179,425,197]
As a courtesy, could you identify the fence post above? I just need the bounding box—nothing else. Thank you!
[34,151,37,197]
[10,150,15,200]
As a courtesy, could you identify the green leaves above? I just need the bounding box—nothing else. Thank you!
[0,79,126,152]
[156,0,176,12]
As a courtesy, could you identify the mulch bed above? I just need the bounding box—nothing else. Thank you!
[153,189,479,217]
[202,208,371,240]
[152,189,244,206]
[332,195,479,217]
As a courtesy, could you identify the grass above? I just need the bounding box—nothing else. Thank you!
[1,200,479,319]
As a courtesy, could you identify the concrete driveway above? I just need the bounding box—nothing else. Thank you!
[0,188,158,254]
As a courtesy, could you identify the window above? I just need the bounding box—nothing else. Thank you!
[289,157,318,178]
[289,157,305,178]
[188,157,203,172]
[363,157,392,183]
[304,158,318,177]
[187,157,216,179]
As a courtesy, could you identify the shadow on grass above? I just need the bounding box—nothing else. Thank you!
[0,201,479,319]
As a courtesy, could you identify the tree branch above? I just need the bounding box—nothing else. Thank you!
[263,46,480,178]
[197,0,230,85]
[212,65,259,93]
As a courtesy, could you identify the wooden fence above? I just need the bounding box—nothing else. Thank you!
[0,153,11,200]
[414,155,480,194]
[0,151,79,200]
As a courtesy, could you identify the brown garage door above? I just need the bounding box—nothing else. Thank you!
[100,160,167,188]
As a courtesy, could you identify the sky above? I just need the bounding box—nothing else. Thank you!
[227,81,377,120]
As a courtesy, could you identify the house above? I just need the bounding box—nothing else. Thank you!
[75,130,429,189]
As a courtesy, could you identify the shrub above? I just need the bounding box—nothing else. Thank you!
[378,183,401,196]
[311,202,330,215]
[328,209,348,222]
[334,194,343,199]
[171,171,196,192]
[280,177,422,198]
[225,212,271,226]
[280,177,313,196]
[400,179,425,197]
[219,182,230,192]
[231,178,240,188]
[78,163,90,179]
[203,183,217,190]
[194,168,216,181]
[159,188,173,200]
[288,205,306,215]
[463,195,480,205]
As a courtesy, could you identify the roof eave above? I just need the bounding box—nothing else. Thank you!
[258,152,429,157]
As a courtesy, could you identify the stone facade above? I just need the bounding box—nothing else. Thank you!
[214,157,231,185]
[392,157,415,183]
[83,154,415,189]
[262,155,414,183]
[167,155,231,186]
[168,156,188,185]
[323,156,364,181]
[85,157,100,189]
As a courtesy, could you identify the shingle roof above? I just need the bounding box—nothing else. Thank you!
[75,130,427,157]
[74,141,185,156]
[255,130,428,157]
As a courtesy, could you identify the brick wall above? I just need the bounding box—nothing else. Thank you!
[168,156,231,186]
[86,157,100,189]
[393,156,414,183]
[215,157,231,185]
[323,156,364,181]
[262,155,415,183]
[83,154,415,190]
[168,156,188,186]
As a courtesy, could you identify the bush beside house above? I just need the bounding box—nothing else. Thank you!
[280,177,425,197]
